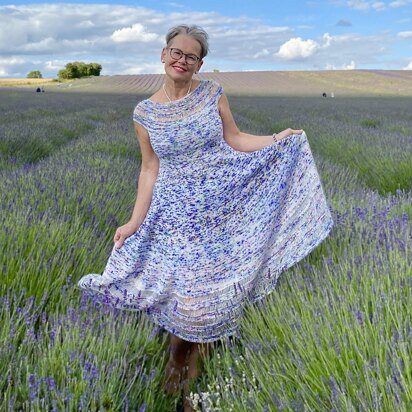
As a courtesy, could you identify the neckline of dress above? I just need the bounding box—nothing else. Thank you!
[146,79,206,106]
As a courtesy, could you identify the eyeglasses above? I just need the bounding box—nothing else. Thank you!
[167,47,200,65]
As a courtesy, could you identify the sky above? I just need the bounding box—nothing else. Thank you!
[0,0,412,77]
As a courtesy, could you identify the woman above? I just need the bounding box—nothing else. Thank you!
[78,24,334,411]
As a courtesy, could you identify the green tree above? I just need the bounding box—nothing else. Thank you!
[57,62,102,80]
[89,63,102,76]
[27,70,42,79]
[65,63,80,79]
[57,69,69,79]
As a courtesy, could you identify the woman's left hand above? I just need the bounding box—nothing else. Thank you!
[274,128,304,141]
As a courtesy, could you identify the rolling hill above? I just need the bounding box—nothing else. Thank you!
[2,70,412,96]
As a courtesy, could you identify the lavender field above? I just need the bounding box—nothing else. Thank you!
[1,87,411,411]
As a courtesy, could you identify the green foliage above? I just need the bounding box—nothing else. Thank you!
[27,70,42,79]
[58,61,102,80]
[359,118,381,128]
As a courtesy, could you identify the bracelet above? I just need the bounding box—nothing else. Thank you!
[272,132,279,141]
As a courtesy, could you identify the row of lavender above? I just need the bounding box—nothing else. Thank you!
[0,90,411,410]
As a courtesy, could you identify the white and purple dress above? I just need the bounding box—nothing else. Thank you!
[77,79,334,342]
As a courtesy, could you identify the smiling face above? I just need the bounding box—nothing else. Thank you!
[161,34,203,81]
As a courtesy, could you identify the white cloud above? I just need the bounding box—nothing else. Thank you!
[276,37,320,60]
[403,60,412,69]
[0,57,26,65]
[76,20,95,29]
[253,49,270,59]
[344,60,356,69]
[372,1,386,10]
[326,60,356,69]
[212,26,289,39]
[0,4,162,55]
[0,56,27,78]
[390,0,412,7]
[276,33,333,61]
[111,23,160,43]
[346,0,386,10]
[165,2,186,8]
[45,60,66,70]
[21,37,57,53]
[322,33,333,48]
[346,0,369,10]
[398,31,412,38]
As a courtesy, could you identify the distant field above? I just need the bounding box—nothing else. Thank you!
[17,69,412,97]
[0,78,55,87]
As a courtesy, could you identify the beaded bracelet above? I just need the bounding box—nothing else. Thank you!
[272,132,279,141]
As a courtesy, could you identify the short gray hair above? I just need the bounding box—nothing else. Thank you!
[165,25,209,60]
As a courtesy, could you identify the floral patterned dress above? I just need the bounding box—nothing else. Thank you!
[77,79,334,342]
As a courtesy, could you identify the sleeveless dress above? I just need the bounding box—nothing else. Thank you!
[77,79,334,343]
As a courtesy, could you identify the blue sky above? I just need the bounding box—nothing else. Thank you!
[1,0,412,77]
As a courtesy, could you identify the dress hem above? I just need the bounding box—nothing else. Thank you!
[136,218,334,343]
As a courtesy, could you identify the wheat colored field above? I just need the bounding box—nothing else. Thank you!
[0,78,54,87]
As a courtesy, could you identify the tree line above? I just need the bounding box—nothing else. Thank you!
[58,62,102,79]
[27,61,102,80]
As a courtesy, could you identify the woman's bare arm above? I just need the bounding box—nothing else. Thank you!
[129,121,160,226]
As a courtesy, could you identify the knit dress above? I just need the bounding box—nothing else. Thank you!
[77,79,334,343]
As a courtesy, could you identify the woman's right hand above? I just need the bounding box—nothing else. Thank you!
[113,221,141,249]
[275,128,304,141]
